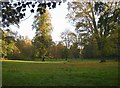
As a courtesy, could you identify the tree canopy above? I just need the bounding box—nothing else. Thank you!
[67,1,120,59]
[0,0,66,27]
[32,10,53,61]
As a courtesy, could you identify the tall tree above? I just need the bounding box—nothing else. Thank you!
[32,10,53,61]
[67,1,120,60]
[95,1,120,59]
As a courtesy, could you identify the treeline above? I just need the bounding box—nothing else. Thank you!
[0,28,80,60]
[0,27,118,61]
[60,29,119,59]
[0,10,80,61]
[0,1,119,61]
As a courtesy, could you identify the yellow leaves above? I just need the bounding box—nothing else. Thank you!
[35,10,52,34]
[104,6,108,11]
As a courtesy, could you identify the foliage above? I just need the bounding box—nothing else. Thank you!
[0,28,18,59]
[0,0,64,27]
[69,43,80,58]
[32,10,53,61]
[67,1,120,59]
[0,29,35,60]
[60,29,77,48]
[60,30,80,59]
[1,1,119,60]
[50,42,65,59]
[50,41,80,59]
[82,39,99,58]
[14,36,34,60]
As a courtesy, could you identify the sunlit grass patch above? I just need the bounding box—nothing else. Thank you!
[1,59,67,64]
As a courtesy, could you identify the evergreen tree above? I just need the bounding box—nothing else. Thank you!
[32,10,53,61]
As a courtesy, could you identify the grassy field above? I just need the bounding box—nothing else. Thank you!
[2,59,118,86]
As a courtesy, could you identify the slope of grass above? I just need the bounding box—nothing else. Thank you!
[2,60,118,86]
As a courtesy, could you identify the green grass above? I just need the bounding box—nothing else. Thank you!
[2,59,118,86]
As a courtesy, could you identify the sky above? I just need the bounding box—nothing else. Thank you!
[9,1,75,42]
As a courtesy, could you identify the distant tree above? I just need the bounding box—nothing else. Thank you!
[32,10,53,61]
[67,32,78,45]
[60,29,71,48]
[57,42,69,59]
[15,36,34,60]
[60,29,77,48]
[60,29,83,59]
[49,42,69,59]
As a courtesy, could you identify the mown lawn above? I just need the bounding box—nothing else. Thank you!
[2,59,118,86]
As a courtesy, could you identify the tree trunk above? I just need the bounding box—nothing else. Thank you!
[42,56,45,61]
[97,38,106,63]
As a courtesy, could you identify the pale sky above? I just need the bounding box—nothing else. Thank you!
[9,1,75,42]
